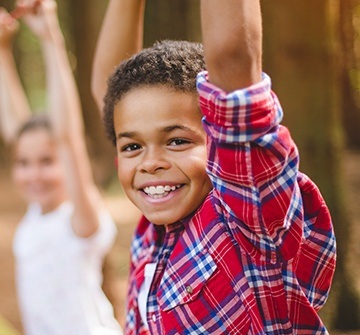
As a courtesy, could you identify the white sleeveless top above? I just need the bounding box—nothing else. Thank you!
[13,202,123,335]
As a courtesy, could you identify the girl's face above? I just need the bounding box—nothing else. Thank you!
[113,85,213,226]
[12,128,67,214]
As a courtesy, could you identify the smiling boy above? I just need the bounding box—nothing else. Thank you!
[113,84,211,225]
[92,0,336,334]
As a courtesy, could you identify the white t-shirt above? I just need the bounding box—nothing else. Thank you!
[13,201,123,335]
[138,263,157,328]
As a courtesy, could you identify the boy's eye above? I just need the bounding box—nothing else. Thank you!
[168,138,190,146]
[121,143,142,152]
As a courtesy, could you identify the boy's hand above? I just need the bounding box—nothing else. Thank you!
[0,8,19,49]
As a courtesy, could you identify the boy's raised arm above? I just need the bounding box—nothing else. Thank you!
[201,0,263,91]
[91,0,146,115]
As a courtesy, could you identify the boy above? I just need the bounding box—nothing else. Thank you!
[92,0,336,334]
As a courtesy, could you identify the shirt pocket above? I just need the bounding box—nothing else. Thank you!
[157,247,252,334]
[157,246,217,311]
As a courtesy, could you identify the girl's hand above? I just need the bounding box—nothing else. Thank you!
[15,0,59,41]
[0,8,20,49]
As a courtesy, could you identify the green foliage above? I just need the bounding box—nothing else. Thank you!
[13,23,45,112]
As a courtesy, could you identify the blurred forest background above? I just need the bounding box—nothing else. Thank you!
[1,0,360,333]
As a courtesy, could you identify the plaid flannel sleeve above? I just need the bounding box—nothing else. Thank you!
[197,72,304,263]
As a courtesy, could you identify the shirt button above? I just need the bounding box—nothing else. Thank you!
[186,285,193,294]
[152,314,156,322]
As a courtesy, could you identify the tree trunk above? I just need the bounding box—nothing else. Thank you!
[262,0,360,329]
[144,0,201,47]
[340,0,360,149]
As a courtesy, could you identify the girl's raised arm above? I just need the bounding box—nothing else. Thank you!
[0,9,31,144]
[18,0,105,237]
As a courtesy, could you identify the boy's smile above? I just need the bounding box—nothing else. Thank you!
[113,85,213,225]
[142,184,182,197]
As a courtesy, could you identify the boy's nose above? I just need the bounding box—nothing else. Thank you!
[138,149,171,174]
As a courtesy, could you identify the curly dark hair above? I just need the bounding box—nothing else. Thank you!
[103,40,206,145]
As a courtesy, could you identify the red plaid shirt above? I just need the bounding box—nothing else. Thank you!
[124,73,336,335]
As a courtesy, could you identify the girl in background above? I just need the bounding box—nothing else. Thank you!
[0,1,123,334]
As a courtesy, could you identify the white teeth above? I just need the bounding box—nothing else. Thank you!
[143,184,181,195]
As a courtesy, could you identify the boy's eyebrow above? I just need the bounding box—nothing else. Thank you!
[162,125,193,133]
[117,131,137,140]
[116,125,194,140]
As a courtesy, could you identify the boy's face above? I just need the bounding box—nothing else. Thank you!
[113,85,212,226]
